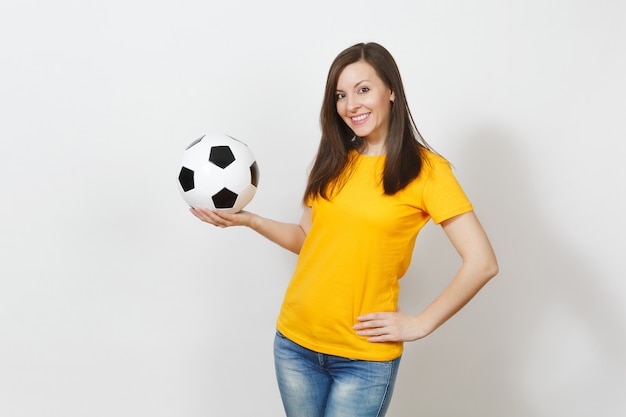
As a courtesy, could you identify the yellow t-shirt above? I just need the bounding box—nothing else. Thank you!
[276,149,473,361]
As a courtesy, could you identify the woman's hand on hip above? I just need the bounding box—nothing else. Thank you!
[353,310,426,343]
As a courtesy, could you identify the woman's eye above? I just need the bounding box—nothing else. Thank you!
[358,87,370,94]
[336,93,346,100]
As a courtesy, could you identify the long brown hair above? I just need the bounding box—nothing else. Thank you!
[304,42,431,202]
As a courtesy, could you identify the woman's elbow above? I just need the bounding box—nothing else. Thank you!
[288,226,308,255]
[482,254,499,281]
[468,250,498,285]
[488,261,499,280]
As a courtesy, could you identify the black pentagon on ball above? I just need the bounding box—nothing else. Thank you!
[212,188,238,209]
[250,161,259,187]
[178,166,195,192]
[209,146,235,169]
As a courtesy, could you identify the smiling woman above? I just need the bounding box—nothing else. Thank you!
[335,61,395,154]
[190,42,498,417]
[308,42,431,199]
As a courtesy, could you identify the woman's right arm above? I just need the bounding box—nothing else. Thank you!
[190,206,312,255]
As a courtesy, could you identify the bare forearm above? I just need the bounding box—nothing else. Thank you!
[415,261,498,338]
[353,262,497,343]
[248,214,307,254]
[413,211,499,337]
[190,207,310,254]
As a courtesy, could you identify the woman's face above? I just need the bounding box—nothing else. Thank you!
[335,61,394,147]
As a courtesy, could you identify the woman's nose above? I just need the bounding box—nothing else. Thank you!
[347,95,361,112]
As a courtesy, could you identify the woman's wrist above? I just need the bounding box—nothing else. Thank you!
[247,213,262,230]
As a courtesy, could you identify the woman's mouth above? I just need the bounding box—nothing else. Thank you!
[351,113,370,124]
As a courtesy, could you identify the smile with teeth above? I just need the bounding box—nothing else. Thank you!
[351,113,370,123]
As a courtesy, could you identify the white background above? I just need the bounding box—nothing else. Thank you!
[1,0,625,416]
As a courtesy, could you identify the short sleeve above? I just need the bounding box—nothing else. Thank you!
[422,158,473,224]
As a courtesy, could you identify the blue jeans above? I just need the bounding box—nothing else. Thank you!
[274,331,401,417]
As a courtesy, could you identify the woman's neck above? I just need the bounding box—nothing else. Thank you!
[359,140,386,156]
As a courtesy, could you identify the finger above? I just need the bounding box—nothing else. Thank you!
[190,207,212,218]
[353,319,384,330]
[355,327,371,336]
[367,334,394,343]
[361,325,402,343]
[191,208,227,226]
[354,312,393,328]
[357,327,394,341]
[210,215,232,227]
[211,209,244,225]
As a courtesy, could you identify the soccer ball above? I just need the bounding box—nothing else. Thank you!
[177,133,259,213]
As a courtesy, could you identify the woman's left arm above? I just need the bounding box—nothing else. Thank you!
[354,211,499,342]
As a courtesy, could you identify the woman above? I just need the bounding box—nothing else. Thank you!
[191,42,498,417]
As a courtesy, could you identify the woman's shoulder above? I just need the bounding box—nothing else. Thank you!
[420,147,450,169]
